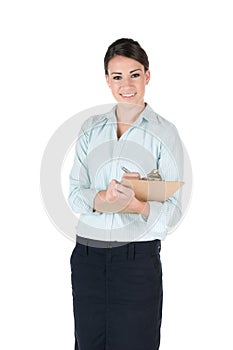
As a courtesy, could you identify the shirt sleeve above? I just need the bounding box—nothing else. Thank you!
[139,124,184,234]
[68,127,102,215]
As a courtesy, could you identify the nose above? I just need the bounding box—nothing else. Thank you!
[121,76,133,87]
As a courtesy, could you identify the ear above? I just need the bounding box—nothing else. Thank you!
[145,70,150,85]
[105,74,111,88]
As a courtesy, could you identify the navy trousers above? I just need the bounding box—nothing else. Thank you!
[70,238,163,350]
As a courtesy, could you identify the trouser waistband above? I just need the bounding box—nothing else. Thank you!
[75,235,161,260]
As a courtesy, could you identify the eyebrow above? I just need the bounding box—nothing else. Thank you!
[110,68,142,75]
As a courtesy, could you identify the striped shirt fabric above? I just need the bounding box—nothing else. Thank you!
[68,103,183,242]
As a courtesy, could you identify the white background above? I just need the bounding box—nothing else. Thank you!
[1,1,232,349]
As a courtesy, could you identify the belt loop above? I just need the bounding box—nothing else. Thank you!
[151,240,160,256]
[158,240,161,253]
[151,242,156,256]
[127,243,135,260]
[85,240,89,256]
[76,236,89,256]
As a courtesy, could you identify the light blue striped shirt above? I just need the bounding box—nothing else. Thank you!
[68,104,183,242]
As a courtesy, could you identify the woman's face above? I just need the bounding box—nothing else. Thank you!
[106,55,150,106]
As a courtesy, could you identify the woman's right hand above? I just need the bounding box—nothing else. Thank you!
[105,179,120,202]
[94,178,136,212]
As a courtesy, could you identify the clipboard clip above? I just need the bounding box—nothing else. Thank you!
[146,169,162,181]
[121,166,162,181]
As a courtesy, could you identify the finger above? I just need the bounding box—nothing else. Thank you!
[122,172,141,180]
[115,183,134,197]
[106,180,120,201]
[106,187,119,201]
[108,179,119,192]
[109,179,119,186]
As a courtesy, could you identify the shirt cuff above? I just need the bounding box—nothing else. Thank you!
[80,188,102,214]
[139,201,163,225]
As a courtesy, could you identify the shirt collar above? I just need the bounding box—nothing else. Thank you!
[105,103,159,125]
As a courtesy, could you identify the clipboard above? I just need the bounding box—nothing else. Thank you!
[95,179,184,214]
[121,179,184,203]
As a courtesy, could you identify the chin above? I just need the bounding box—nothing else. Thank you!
[118,97,142,105]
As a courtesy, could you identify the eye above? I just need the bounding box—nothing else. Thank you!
[131,73,140,78]
[113,75,122,80]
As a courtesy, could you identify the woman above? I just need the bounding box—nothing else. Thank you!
[69,38,183,350]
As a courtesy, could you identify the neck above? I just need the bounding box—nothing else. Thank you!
[116,102,146,124]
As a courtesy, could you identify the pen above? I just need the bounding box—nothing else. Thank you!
[121,166,130,173]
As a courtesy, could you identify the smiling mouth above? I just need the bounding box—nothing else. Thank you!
[120,93,136,98]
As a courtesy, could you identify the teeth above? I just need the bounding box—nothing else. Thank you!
[121,93,135,97]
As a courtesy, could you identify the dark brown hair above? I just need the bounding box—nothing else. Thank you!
[104,38,149,75]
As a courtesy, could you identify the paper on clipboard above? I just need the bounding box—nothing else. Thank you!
[121,179,184,203]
